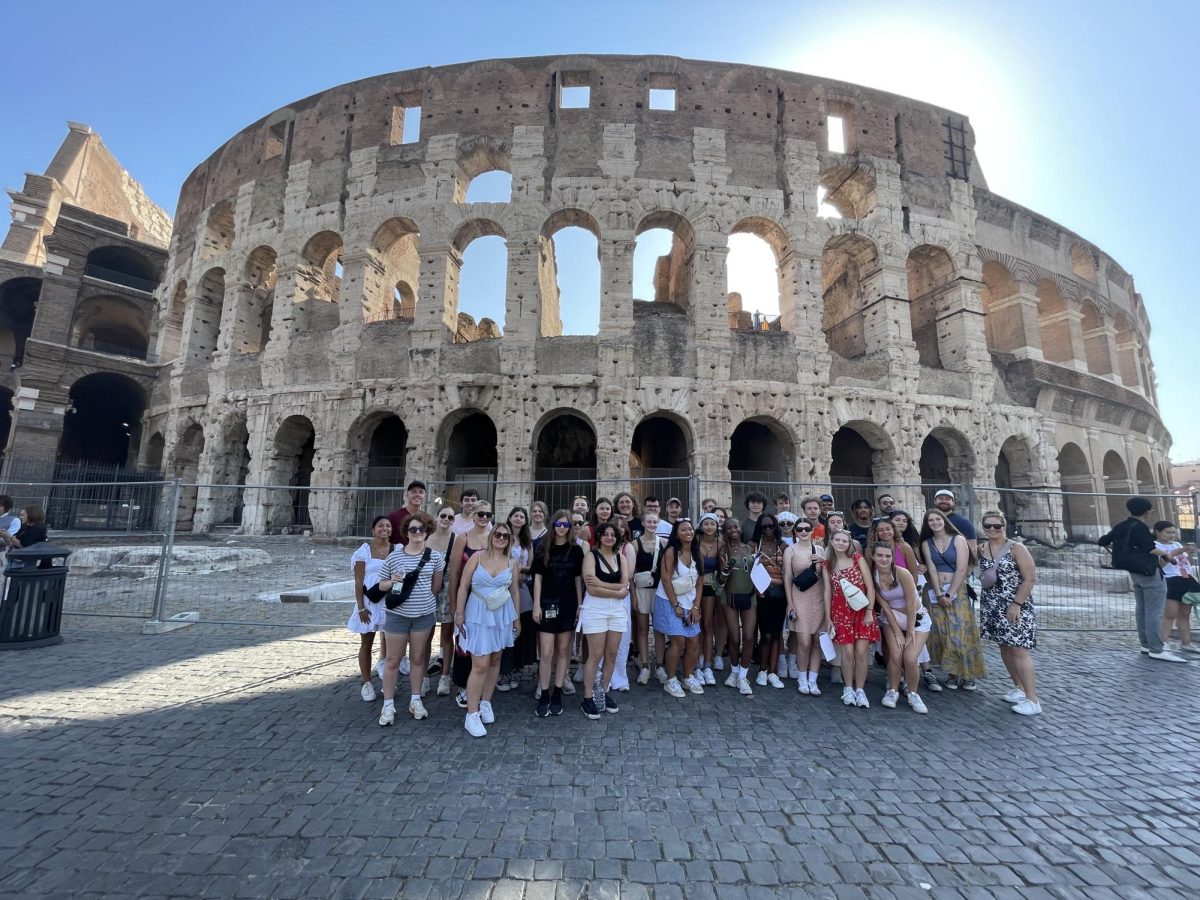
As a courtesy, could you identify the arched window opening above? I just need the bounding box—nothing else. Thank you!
[1036,280,1074,366]
[174,423,205,532]
[980,261,1022,353]
[728,419,792,512]
[60,373,146,466]
[454,145,512,204]
[210,415,251,527]
[821,235,879,360]
[534,413,597,512]
[906,246,956,369]
[818,163,875,219]
[630,415,691,510]
[186,268,225,362]
[443,411,498,500]
[465,170,513,203]
[995,436,1037,536]
[539,211,601,336]
[295,231,343,303]
[829,425,882,509]
[1136,457,1156,494]
[202,200,235,259]
[1080,301,1113,376]
[0,277,40,367]
[144,431,165,472]
[268,416,316,530]
[71,296,149,360]
[1103,450,1131,526]
[1057,442,1096,540]
[633,213,695,312]
[728,219,791,332]
[453,222,507,342]
[919,428,974,507]
[364,219,420,323]
[85,246,159,293]
[234,246,277,353]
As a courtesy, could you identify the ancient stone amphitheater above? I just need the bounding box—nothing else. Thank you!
[1,56,1170,541]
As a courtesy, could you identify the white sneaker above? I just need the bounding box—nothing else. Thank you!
[1002,687,1026,704]
[561,679,576,695]
[374,659,387,680]
[572,667,584,683]
[737,676,754,696]
[798,679,811,695]
[908,692,929,714]
[664,677,686,698]
[842,686,855,705]
[1139,646,1151,654]
[854,688,870,709]
[1012,698,1043,716]
[1181,644,1200,655]
[409,698,428,720]
[378,701,395,726]
[881,689,898,708]
[808,676,821,697]
[437,675,452,696]
[713,656,725,671]
[637,667,651,685]
[702,667,716,686]
[655,666,669,685]
[360,682,376,702]
[684,675,705,695]
[464,711,487,737]
[1148,648,1187,663]
[756,671,768,687]
[831,668,844,685]
[766,673,785,689]
[399,657,410,676]
[787,658,801,680]
[725,670,739,688]
[479,700,495,724]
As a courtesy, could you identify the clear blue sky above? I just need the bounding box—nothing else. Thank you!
[3,1,1197,457]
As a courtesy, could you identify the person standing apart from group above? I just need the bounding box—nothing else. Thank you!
[977,510,1042,715]
[1154,521,1200,655]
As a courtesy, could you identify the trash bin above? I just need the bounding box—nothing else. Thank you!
[0,543,72,650]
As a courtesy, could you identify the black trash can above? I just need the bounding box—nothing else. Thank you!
[0,543,72,650]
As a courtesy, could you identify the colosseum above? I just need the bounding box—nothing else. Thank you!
[0,56,1170,541]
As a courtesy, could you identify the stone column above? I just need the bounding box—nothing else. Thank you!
[985,280,1043,359]
[689,233,732,380]
[501,231,540,374]
[1042,300,1087,372]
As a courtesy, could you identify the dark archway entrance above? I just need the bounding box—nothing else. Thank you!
[444,412,498,501]
[630,415,690,510]
[355,414,409,529]
[728,419,791,513]
[1057,442,1095,540]
[270,416,316,529]
[59,373,146,466]
[534,413,597,512]
[0,277,40,367]
[830,426,876,510]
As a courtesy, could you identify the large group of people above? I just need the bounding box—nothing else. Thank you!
[345,480,1194,735]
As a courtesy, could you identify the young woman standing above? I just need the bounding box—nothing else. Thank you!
[348,515,394,701]
[447,502,494,709]
[425,507,458,696]
[754,514,787,689]
[578,522,631,718]
[868,541,929,714]
[604,519,637,692]
[455,523,520,737]
[719,518,756,696]
[656,519,703,697]
[920,510,985,691]
[891,509,939,693]
[497,507,536,693]
[529,501,550,549]
[696,512,723,685]
[978,510,1041,715]
[631,510,663,685]
[532,509,584,717]
[614,492,641,538]
[823,530,877,708]
[782,519,825,696]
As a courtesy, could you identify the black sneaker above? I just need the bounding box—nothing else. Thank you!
[549,688,563,716]
[535,692,551,718]
[455,689,468,708]
[427,660,443,676]
[603,692,618,714]
[581,697,601,720]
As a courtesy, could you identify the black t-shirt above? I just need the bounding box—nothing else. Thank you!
[532,542,583,605]
[849,521,871,545]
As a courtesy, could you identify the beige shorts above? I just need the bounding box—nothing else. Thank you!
[634,585,656,616]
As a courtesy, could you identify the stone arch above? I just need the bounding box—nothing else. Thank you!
[158,279,187,361]
[728,415,794,512]
[906,245,957,369]
[995,434,1037,534]
[1136,456,1156,494]
[451,219,507,341]
[1102,450,1131,526]
[818,159,877,219]
[201,200,235,260]
[1079,299,1114,376]
[185,267,225,363]
[348,410,409,529]
[364,218,420,322]
[69,295,149,359]
[209,411,251,527]
[1037,279,1075,366]
[264,415,317,530]
[1057,441,1096,540]
[457,141,513,203]
[634,211,696,312]
[439,409,498,499]
[919,426,976,501]
[829,419,895,492]
[533,409,598,512]
[60,372,147,466]
[539,208,602,337]
[144,431,165,471]
[979,260,1025,353]
[821,234,880,359]
[630,411,693,508]
[174,421,205,531]
[728,217,793,332]
[84,245,161,293]
[0,276,40,367]
[295,231,343,303]
[230,246,277,353]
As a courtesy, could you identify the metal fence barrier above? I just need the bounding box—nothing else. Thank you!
[4,473,1193,635]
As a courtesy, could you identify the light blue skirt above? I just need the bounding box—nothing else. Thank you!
[653,592,700,638]
[460,593,516,656]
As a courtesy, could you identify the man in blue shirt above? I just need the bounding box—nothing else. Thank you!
[933,490,976,541]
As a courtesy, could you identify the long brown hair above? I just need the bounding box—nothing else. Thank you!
[540,508,573,567]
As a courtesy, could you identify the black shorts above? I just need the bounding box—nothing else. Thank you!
[757,585,787,635]
[535,597,579,635]
[1166,575,1200,601]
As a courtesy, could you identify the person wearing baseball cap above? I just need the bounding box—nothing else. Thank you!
[657,497,683,538]
[933,489,976,540]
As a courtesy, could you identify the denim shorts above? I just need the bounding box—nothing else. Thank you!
[384,610,436,634]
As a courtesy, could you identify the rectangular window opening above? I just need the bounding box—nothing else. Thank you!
[827,115,846,153]
[560,85,591,109]
[390,102,422,145]
[649,88,676,111]
[263,121,288,161]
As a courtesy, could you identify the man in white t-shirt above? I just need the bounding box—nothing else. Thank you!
[451,489,479,535]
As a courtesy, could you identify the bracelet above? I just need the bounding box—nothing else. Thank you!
[1008,601,1025,607]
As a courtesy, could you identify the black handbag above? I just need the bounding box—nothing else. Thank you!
[792,562,820,592]
[385,548,433,610]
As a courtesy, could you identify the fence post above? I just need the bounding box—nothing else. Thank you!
[147,478,182,628]
[689,475,700,520]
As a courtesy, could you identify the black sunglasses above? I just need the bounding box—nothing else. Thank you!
[475,511,493,519]
[407,525,426,534]
[553,520,570,528]
[982,523,1005,530]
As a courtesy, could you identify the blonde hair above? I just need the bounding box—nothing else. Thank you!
[981,509,1006,527]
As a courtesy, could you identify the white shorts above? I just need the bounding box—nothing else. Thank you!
[579,595,629,635]
[880,608,933,634]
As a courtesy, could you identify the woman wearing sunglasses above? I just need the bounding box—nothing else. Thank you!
[377,512,446,726]
[425,506,458,696]
[719,518,757,695]
[978,510,1041,715]
[455,522,520,737]
[447,502,494,709]
[782,517,826,695]
[657,518,704,697]
[753,514,788,689]
[532,509,584,717]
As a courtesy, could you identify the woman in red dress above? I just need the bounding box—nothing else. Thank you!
[823,529,878,709]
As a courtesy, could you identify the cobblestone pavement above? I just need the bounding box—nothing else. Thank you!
[1,617,1198,898]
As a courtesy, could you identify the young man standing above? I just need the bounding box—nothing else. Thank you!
[933,490,976,541]
[657,497,683,538]
[876,494,896,515]
[818,494,834,524]
[387,480,427,545]
[800,496,826,542]
[848,499,873,545]
[774,492,791,514]
[1099,497,1186,662]
[451,489,479,535]
[742,491,768,541]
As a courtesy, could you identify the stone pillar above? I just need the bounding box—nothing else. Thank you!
[861,260,918,377]
[689,233,732,380]
[932,278,990,374]
[788,245,832,382]
[985,280,1043,359]
[1042,300,1087,372]
[502,231,540,375]
[598,231,635,337]
[337,250,373,327]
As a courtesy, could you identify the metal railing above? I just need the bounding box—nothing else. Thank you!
[83,264,158,293]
